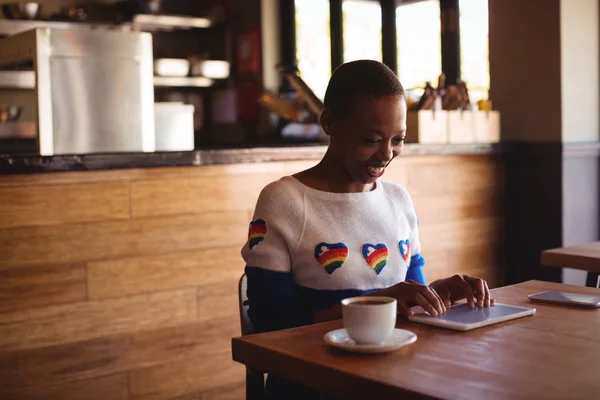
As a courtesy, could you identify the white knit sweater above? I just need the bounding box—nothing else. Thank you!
[241,176,422,292]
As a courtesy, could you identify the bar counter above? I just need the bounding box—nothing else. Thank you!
[0,142,502,174]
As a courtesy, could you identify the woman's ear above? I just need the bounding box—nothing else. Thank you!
[319,108,336,136]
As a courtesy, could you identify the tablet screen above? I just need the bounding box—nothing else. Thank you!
[416,303,530,324]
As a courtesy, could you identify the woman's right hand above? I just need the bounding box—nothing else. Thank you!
[390,280,447,316]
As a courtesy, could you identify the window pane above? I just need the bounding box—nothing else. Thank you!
[459,0,489,104]
[343,0,382,62]
[396,0,441,97]
[295,0,331,99]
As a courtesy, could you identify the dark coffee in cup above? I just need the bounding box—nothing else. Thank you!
[349,300,391,306]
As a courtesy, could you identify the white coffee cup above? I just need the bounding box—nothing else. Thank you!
[341,296,397,344]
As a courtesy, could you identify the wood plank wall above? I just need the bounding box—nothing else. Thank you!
[0,154,504,399]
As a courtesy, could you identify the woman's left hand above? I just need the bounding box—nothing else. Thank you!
[429,274,495,309]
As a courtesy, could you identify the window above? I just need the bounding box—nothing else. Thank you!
[459,0,489,103]
[294,0,489,105]
[396,0,442,99]
[295,0,331,99]
[343,0,382,62]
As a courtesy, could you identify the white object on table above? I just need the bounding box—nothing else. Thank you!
[323,328,417,354]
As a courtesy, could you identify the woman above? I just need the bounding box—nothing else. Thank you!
[242,60,493,399]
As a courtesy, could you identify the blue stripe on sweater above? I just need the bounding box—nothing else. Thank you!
[245,266,379,333]
[406,254,426,285]
[246,255,426,334]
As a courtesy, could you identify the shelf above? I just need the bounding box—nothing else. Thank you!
[0,19,130,37]
[0,122,36,139]
[0,71,34,89]
[0,14,215,37]
[132,15,213,31]
[153,76,213,88]
[0,72,215,89]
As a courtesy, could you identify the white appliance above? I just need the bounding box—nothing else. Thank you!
[0,27,155,155]
[154,102,194,151]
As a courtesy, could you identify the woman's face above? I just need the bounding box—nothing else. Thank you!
[322,95,407,185]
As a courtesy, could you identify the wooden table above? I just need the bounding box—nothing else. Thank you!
[232,280,600,400]
[542,243,600,287]
[542,242,600,273]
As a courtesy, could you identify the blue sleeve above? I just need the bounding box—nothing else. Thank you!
[245,266,314,334]
[406,254,426,285]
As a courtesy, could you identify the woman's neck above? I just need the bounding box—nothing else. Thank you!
[293,150,375,193]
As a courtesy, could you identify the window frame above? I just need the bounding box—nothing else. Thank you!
[291,0,485,96]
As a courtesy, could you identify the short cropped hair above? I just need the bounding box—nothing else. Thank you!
[323,60,405,119]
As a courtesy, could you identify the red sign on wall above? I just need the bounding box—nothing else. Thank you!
[237,28,261,75]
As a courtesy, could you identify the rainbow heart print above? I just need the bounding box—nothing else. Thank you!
[248,219,267,249]
[362,243,389,275]
[399,239,411,264]
[314,242,349,275]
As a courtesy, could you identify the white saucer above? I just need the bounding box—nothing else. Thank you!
[324,328,417,354]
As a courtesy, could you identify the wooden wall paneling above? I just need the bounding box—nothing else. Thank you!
[418,217,504,252]
[0,161,292,188]
[407,156,503,196]
[2,373,129,400]
[0,169,133,188]
[197,280,240,323]
[412,189,503,225]
[0,182,130,229]
[116,163,286,183]
[0,353,17,389]
[204,161,290,177]
[0,288,197,352]
[421,240,504,287]
[423,242,502,277]
[196,382,245,400]
[171,381,245,400]
[130,173,284,218]
[0,211,249,269]
[171,395,201,400]
[0,262,87,313]
[88,247,244,300]
[129,349,244,400]
[0,318,240,393]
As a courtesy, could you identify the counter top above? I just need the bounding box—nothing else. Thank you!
[0,143,502,175]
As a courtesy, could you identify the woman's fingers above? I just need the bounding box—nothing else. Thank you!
[483,280,492,307]
[415,292,438,316]
[397,301,414,316]
[416,287,445,315]
[430,286,447,314]
[452,275,476,308]
[463,275,493,308]
[469,276,487,308]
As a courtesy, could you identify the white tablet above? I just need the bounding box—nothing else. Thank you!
[528,291,600,308]
[407,303,536,331]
